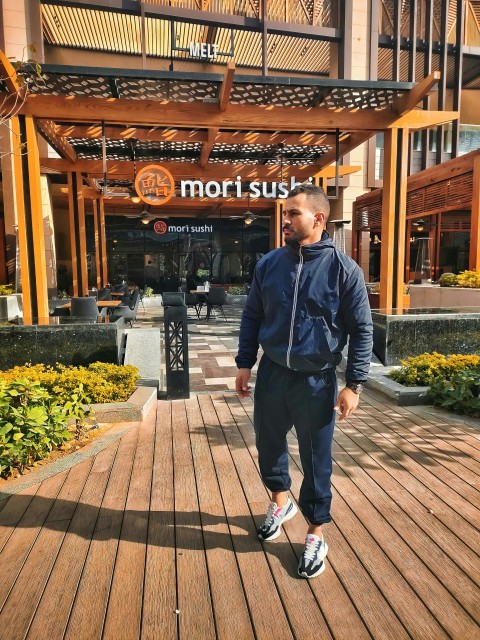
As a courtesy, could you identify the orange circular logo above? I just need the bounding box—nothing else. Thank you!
[135,164,175,206]
[154,220,168,234]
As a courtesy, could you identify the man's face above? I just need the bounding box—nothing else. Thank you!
[282,193,325,246]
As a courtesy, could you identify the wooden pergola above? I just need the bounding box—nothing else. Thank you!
[0,50,458,322]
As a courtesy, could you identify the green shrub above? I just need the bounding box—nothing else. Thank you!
[389,352,480,387]
[438,273,458,287]
[429,369,480,417]
[0,378,88,478]
[143,286,155,298]
[227,285,247,295]
[0,363,140,404]
[0,284,14,295]
[456,269,480,288]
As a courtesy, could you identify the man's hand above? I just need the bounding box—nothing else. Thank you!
[235,368,252,398]
[334,387,360,421]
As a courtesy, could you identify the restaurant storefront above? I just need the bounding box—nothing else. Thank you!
[86,215,269,291]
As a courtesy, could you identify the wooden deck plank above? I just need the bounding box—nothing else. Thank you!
[198,395,295,640]
[357,400,480,501]
[171,400,216,640]
[229,395,410,640]
[363,390,480,462]
[0,484,41,552]
[333,430,480,596]
[64,426,140,640]
[0,458,94,639]
[212,395,334,640]
[339,416,480,554]
[0,471,68,612]
[346,409,480,537]
[331,462,479,638]
[141,402,177,640]
[25,444,119,640]
[101,412,156,640]
[185,397,255,640]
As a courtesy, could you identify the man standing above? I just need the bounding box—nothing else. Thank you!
[235,184,373,579]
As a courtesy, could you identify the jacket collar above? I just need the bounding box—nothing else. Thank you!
[285,230,335,260]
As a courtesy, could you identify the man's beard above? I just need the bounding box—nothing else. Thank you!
[283,228,306,246]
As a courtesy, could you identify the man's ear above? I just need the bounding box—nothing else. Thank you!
[314,213,325,226]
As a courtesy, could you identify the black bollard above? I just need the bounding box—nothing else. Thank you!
[163,294,189,399]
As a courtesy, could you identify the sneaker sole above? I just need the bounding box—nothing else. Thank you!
[258,502,298,542]
[298,542,329,579]
[298,558,326,579]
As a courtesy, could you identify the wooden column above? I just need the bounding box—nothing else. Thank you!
[10,116,49,323]
[99,196,108,286]
[379,128,409,313]
[67,172,88,296]
[273,200,283,249]
[92,199,101,289]
[469,155,480,269]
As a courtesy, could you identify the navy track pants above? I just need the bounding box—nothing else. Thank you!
[253,355,337,525]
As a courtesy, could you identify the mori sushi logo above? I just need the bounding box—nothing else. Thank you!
[153,220,168,234]
[135,165,175,206]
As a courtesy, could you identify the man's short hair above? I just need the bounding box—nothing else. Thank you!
[288,183,330,221]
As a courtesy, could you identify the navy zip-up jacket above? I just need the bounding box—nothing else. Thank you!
[235,232,373,381]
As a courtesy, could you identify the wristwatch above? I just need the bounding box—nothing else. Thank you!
[346,381,364,394]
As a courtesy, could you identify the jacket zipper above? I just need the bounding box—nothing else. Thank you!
[286,246,304,369]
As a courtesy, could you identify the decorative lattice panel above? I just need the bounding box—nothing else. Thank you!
[229,83,329,107]
[117,79,219,102]
[29,74,111,97]
[209,142,330,164]
[447,173,474,205]
[406,189,425,215]
[323,87,405,109]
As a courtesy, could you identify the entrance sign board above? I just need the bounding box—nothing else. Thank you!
[134,164,312,206]
[189,42,219,59]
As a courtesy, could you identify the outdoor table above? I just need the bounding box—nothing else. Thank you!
[62,300,123,309]
[110,291,126,297]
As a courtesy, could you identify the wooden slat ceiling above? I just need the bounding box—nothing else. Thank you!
[380,0,458,41]
[41,4,332,75]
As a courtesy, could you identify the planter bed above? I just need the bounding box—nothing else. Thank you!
[365,373,431,406]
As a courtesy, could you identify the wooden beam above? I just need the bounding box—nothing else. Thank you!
[37,119,78,162]
[11,117,32,323]
[218,61,235,112]
[26,116,50,322]
[199,127,219,168]
[469,155,480,269]
[391,109,459,131]
[39,158,322,180]
[392,71,441,117]
[54,125,337,148]
[0,50,20,93]
[16,92,451,133]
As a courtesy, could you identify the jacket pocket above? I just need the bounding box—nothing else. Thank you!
[297,314,335,361]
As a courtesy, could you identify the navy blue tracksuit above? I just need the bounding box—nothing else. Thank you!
[236,232,373,525]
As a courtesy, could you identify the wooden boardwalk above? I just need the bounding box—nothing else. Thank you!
[0,388,479,640]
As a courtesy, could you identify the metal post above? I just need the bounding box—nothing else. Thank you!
[164,302,189,399]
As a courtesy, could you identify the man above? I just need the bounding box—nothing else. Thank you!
[235,184,373,579]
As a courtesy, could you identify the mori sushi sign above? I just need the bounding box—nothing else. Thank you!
[135,164,311,206]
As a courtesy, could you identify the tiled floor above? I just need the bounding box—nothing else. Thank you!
[136,302,259,394]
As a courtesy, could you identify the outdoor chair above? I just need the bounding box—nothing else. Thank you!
[205,287,228,321]
[97,287,112,301]
[178,285,201,318]
[113,283,129,294]
[110,289,140,327]
[70,296,107,322]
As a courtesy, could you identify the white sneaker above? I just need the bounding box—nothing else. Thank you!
[257,497,298,541]
[298,534,328,578]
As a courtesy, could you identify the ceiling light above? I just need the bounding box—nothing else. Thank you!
[244,217,253,225]
[140,214,151,225]
[131,195,141,204]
